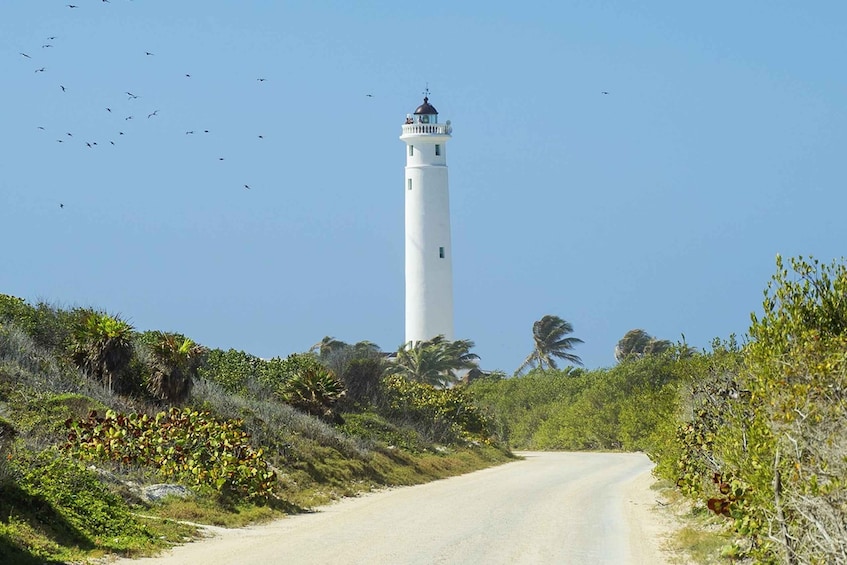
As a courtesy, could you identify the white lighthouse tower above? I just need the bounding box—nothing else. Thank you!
[400,95,454,344]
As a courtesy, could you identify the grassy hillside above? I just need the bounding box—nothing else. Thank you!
[0,296,512,563]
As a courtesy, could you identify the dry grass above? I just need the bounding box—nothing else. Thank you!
[651,481,736,564]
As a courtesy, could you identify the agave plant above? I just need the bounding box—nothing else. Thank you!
[70,310,134,393]
[143,331,208,404]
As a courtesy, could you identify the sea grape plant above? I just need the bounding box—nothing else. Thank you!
[65,408,275,500]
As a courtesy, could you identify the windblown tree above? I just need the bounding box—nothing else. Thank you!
[515,315,583,375]
[70,310,135,393]
[390,336,480,388]
[309,336,348,359]
[614,329,672,363]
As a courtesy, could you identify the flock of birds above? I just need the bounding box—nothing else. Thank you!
[16,1,284,206]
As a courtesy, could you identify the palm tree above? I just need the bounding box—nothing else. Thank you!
[390,335,479,388]
[143,331,207,403]
[615,329,696,362]
[515,315,583,375]
[614,329,672,362]
[70,310,135,393]
[309,336,348,359]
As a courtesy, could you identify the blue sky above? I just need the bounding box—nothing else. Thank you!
[2,1,845,372]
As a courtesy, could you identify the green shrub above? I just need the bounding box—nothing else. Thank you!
[197,348,264,394]
[339,412,425,452]
[714,256,847,563]
[3,449,153,553]
[65,408,275,501]
[381,375,493,444]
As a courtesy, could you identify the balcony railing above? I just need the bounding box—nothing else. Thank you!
[401,123,451,135]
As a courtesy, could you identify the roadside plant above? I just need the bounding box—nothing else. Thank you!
[381,374,492,443]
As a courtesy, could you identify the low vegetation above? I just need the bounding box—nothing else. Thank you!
[0,296,511,563]
[5,253,842,564]
[468,255,847,564]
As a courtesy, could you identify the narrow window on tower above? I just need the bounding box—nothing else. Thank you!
[408,145,414,157]
[439,246,445,259]
[435,144,441,156]
[407,178,412,191]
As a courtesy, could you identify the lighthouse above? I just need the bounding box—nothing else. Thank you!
[400,95,454,344]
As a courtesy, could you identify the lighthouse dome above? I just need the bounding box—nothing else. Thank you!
[414,97,438,115]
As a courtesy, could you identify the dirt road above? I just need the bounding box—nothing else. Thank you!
[118,452,673,565]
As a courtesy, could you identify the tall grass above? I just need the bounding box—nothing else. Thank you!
[0,323,139,416]
[191,379,369,460]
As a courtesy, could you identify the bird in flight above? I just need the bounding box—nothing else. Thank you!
[244,185,250,190]
[147,110,159,118]
[37,126,45,130]
[42,44,53,48]
[186,130,194,135]
[126,92,139,100]
[66,132,73,137]
[118,131,124,135]
[185,74,191,78]
[86,142,92,148]
[601,91,609,95]
[46,36,56,40]
[366,94,373,97]
[20,52,31,58]
[218,157,224,161]
[60,203,64,208]
[258,135,264,139]
[60,85,66,92]
[125,116,133,120]
[145,51,154,56]
[257,78,267,82]
[106,107,111,112]
[203,130,210,133]
[110,141,115,145]
[67,4,78,8]
[56,139,63,143]
[35,68,46,73]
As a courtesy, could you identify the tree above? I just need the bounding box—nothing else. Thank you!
[515,315,583,375]
[390,336,480,388]
[142,331,208,404]
[70,310,135,393]
[309,336,348,359]
[614,329,672,363]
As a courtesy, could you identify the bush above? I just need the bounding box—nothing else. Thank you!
[65,408,276,501]
[714,256,847,563]
[3,449,153,553]
[198,348,269,395]
[381,375,493,444]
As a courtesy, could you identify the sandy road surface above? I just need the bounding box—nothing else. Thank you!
[117,452,672,565]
